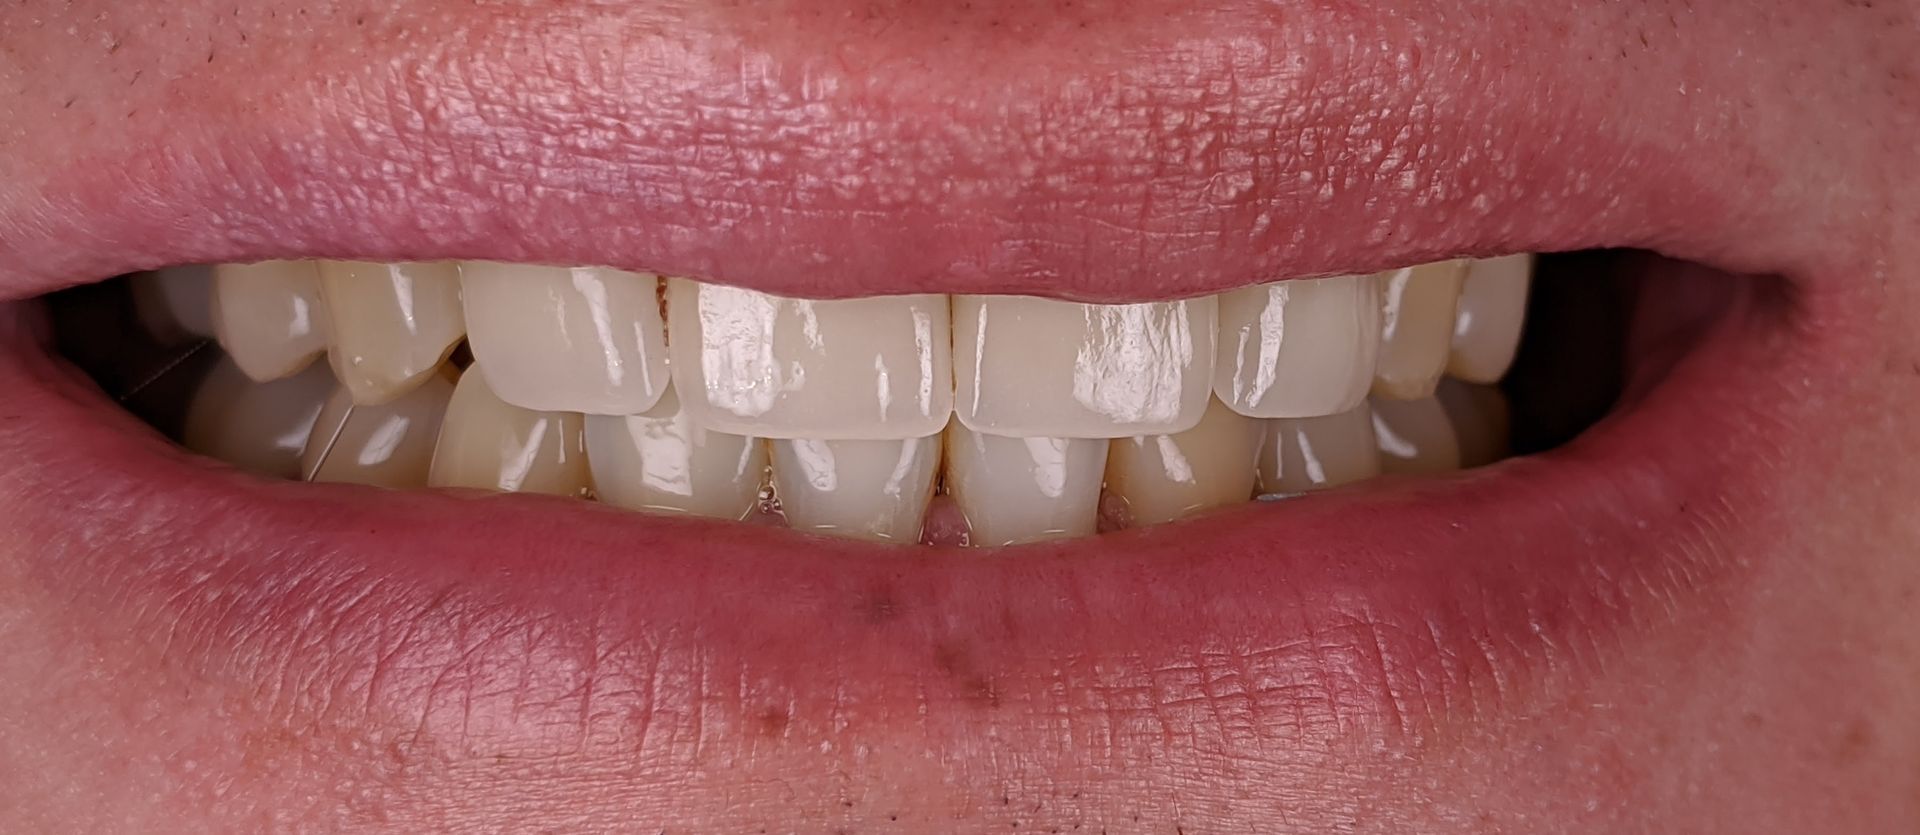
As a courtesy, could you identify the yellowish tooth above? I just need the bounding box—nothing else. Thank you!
[1370,395,1463,476]
[1372,260,1468,400]
[428,370,591,497]
[1256,402,1382,495]
[583,386,769,519]
[1106,397,1261,526]
[317,261,466,406]
[771,435,941,542]
[182,357,334,479]
[1214,274,1381,418]
[944,420,1109,546]
[460,263,669,415]
[134,266,216,344]
[212,261,330,383]
[1436,380,1512,469]
[1447,254,1534,384]
[301,369,456,488]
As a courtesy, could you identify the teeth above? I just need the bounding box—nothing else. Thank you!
[317,261,467,406]
[771,435,941,542]
[954,295,1216,437]
[211,261,330,383]
[1256,402,1383,495]
[183,357,334,479]
[944,420,1109,546]
[666,280,953,439]
[1106,397,1261,526]
[301,369,457,488]
[583,386,769,519]
[1436,380,1512,469]
[134,266,216,344]
[1372,260,1467,400]
[460,263,669,415]
[1447,255,1534,384]
[428,370,591,497]
[1214,274,1382,419]
[1369,395,1463,476]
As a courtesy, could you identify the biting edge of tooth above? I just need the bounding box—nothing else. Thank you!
[1436,379,1512,469]
[1370,395,1463,476]
[1256,402,1383,496]
[134,265,216,344]
[1214,273,1382,419]
[1372,260,1468,400]
[317,260,467,406]
[1447,254,1535,385]
[584,385,770,520]
[302,367,457,489]
[1106,397,1262,527]
[944,420,1109,546]
[772,435,942,542]
[212,261,331,383]
[183,357,335,480]
[460,262,669,416]
[428,369,591,498]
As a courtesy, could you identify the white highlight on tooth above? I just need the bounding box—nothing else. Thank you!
[459,262,669,415]
[428,370,590,497]
[584,386,768,519]
[183,357,334,479]
[771,435,941,542]
[1373,260,1467,400]
[317,261,466,406]
[1106,397,1262,526]
[301,368,455,488]
[1215,274,1382,418]
[212,261,331,383]
[1448,254,1534,384]
[944,420,1109,546]
[1257,403,1384,496]
[1369,395,1463,476]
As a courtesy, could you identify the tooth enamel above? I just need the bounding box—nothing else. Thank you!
[1447,254,1534,384]
[1214,274,1382,418]
[460,263,669,415]
[1436,380,1512,469]
[944,420,1109,546]
[583,386,769,519]
[1256,402,1383,495]
[1106,397,1261,526]
[428,370,591,497]
[771,435,941,542]
[211,261,330,383]
[1369,395,1463,475]
[954,295,1216,437]
[183,357,334,479]
[1372,260,1468,400]
[317,261,466,406]
[301,368,456,488]
[134,266,216,344]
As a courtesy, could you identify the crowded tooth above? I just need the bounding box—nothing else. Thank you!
[182,357,334,480]
[1436,380,1512,469]
[771,435,941,542]
[317,261,466,406]
[134,266,216,344]
[212,261,330,383]
[1257,403,1383,495]
[1370,395,1463,476]
[1372,260,1468,400]
[667,280,953,440]
[1214,274,1382,419]
[1106,397,1262,526]
[583,386,768,519]
[460,263,669,415]
[944,421,1109,546]
[1447,255,1535,384]
[428,370,591,497]
[954,295,1216,437]
[301,369,456,488]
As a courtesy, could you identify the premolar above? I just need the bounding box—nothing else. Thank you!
[1256,402,1383,495]
[460,263,669,416]
[1448,255,1534,384]
[318,261,467,406]
[772,435,941,542]
[212,261,330,383]
[428,370,591,497]
[1106,397,1262,526]
[945,421,1109,546]
[301,369,456,488]
[1215,274,1381,419]
[183,357,334,480]
[583,386,769,519]
[1370,395,1463,475]
[1373,261,1467,400]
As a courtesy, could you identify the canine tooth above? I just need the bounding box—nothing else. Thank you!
[134,266,216,344]
[301,369,456,488]
[1372,261,1467,400]
[460,263,668,415]
[954,295,1216,437]
[1214,274,1381,418]
[1447,254,1534,384]
[1106,397,1261,526]
[667,280,952,439]
[182,357,333,479]
[772,435,941,542]
[317,261,466,406]
[1436,380,1512,468]
[1370,395,1463,475]
[944,421,1109,546]
[428,370,590,497]
[1257,403,1383,495]
[584,386,769,519]
[212,261,330,383]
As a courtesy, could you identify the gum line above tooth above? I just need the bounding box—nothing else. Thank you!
[461,262,670,416]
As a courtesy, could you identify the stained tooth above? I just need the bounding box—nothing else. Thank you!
[301,369,456,488]
[944,420,1109,546]
[428,370,590,497]
[1257,403,1382,495]
[954,295,1216,437]
[772,435,941,542]
[1436,380,1512,469]
[212,261,330,383]
[460,263,668,415]
[1214,274,1381,418]
[1370,395,1463,475]
[1106,397,1261,526]
[1372,260,1468,400]
[666,280,952,439]
[583,386,768,519]
[182,357,334,479]
[317,261,466,406]
[1447,254,1534,384]
[134,266,216,344]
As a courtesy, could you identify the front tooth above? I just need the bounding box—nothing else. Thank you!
[1370,395,1463,475]
[134,266,216,344]
[944,420,1109,546]
[317,261,466,406]
[771,435,941,542]
[183,357,334,479]
[1372,260,1467,400]
[428,370,590,497]
[954,295,1216,437]
[460,263,669,415]
[212,261,330,383]
[1256,403,1382,495]
[666,280,952,439]
[1436,380,1512,469]
[1214,274,1381,418]
[301,369,456,488]
[1447,254,1534,384]
[583,386,769,519]
[1106,397,1261,526]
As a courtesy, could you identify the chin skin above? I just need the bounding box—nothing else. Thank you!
[3,1,1920,832]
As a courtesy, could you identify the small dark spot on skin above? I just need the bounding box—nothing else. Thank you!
[1834,718,1876,763]
[861,582,903,623]
[1742,711,1766,729]
[755,706,791,737]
